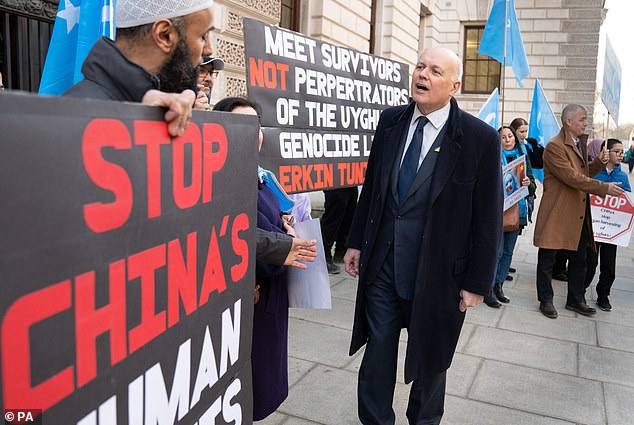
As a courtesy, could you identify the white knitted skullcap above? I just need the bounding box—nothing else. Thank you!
[116,0,214,28]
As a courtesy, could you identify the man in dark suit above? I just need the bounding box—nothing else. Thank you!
[344,47,502,424]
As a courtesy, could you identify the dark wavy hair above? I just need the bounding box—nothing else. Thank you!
[498,126,520,150]
[509,117,528,132]
[213,96,262,116]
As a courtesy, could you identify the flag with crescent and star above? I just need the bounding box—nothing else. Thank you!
[39,0,115,95]
[476,87,499,130]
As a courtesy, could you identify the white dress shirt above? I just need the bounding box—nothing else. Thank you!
[400,102,451,170]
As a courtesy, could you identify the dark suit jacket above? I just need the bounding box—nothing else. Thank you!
[347,98,502,381]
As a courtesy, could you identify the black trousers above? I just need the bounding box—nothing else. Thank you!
[553,250,569,275]
[320,187,358,260]
[359,260,445,425]
[585,242,617,298]
[536,225,589,305]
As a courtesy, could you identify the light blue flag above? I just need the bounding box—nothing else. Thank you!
[528,80,559,182]
[478,0,530,87]
[476,88,499,129]
[528,80,559,147]
[39,0,115,95]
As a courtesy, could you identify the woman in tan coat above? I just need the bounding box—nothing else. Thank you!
[533,104,624,319]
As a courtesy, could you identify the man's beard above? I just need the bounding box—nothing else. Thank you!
[158,39,199,93]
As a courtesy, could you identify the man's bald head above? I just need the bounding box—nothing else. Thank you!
[421,47,463,82]
[411,47,462,115]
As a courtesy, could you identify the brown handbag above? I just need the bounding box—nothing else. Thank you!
[503,203,520,232]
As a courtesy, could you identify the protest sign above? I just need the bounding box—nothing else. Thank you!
[243,18,410,192]
[0,93,258,424]
[502,155,529,211]
[590,193,634,247]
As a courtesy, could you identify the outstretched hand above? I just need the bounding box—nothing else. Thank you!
[606,182,624,196]
[284,238,317,269]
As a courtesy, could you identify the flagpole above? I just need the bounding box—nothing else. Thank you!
[500,0,508,128]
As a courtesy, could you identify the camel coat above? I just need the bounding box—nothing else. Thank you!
[534,130,609,250]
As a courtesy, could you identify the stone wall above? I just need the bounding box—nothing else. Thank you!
[211,0,281,103]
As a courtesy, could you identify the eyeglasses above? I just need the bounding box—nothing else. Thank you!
[199,69,219,79]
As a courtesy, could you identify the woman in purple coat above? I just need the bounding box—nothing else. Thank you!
[214,97,293,420]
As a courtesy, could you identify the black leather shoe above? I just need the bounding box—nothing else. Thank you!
[539,302,558,319]
[565,303,596,316]
[505,275,514,281]
[596,297,612,311]
[484,291,501,308]
[508,267,516,273]
[326,261,341,274]
[553,271,568,281]
[494,283,510,303]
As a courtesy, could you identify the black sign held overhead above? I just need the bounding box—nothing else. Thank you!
[0,93,259,425]
[244,18,410,192]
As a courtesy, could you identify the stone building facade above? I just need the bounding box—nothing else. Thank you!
[213,0,605,128]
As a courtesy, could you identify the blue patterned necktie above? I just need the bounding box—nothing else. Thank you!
[398,116,428,203]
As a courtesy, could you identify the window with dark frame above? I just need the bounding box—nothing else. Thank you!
[280,0,300,32]
[462,26,501,94]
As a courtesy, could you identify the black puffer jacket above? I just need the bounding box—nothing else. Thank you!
[524,137,544,169]
[64,37,160,101]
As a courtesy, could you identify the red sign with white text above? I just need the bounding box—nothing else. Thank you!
[590,193,634,246]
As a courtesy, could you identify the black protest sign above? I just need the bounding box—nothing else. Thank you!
[0,93,258,424]
[244,17,410,192]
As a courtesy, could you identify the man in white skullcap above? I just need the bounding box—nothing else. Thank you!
[65,0,215,137]
[64,0,317,271]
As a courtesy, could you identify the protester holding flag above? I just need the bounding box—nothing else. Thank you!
[534,104,624,319]
[584,138,631,311]
[484,126,536,308]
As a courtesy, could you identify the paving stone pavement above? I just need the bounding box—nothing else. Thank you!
[258,176,634,424]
